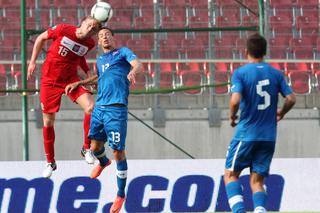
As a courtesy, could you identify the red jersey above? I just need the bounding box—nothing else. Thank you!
[42,24,95,83]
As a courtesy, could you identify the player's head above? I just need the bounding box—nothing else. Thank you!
[77,16,101,39]
[98,27,115,51]
[246,33,267,59]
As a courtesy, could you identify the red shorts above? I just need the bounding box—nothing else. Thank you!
[40,80,91,113]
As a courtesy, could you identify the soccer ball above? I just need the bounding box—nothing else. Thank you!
[91,1,113,23]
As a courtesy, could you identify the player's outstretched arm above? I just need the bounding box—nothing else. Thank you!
[128,59,143,85]
[65,74,98,94]
[277,93,296,122]
[27,31,49,80]
[229,92,241,127]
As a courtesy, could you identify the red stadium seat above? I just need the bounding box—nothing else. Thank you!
[80,0,96,8]
[177,62,204,95]
[215,0,238,7]
[296,15,319,36]
[0,16,20,30]
[134,0,154,7]
[235,37,246,59]
[289,37,316,59]
[39,0,51,7]
[296,0,319,7]
[107,16,132,29]
[126,38,153,59]
[0,64,8,96]
[149,62,175,91]
[213,37,235,59]
[269,15,293,36]
[133,16,154,29]
[52,0,79,7]
[26,16,36,30]
[39,11,51,29]
[243,0,259,8]
[56,7,79,21]
[188,15,209,28]
[269,37,290,59]
[113,34,131,47]
[241,15,258,26]
[180,38,206,59]
[53,15,78,25]
[161,15,186,28]
[165,7,187,17]
[285,63,312,94]
[270,0,295,7]
[190,0,208,7]
[212,62,230,94]
[215,15,240,27]
[138,4,154,16]
[163,0,191,7]
[159,38,181,59]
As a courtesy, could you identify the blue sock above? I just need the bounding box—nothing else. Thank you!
[225,181,245,213]
[94,147,109,166]
[116,159,128,198]
[253,191,267,212]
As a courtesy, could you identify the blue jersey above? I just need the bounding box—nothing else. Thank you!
[231,62,292,141]
[95,47,137,106]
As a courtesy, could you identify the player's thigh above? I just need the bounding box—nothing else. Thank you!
[40,83,64,113]
[68,85,92,102]
[88,107,107,142]
[104,107,128,151]
[225,140,254,172]
[74,90,94,113]
[251,141,275,177]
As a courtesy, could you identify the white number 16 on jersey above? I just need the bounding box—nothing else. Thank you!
[256,79,270,110]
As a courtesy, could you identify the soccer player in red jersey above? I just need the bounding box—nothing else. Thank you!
[27,16,101,178]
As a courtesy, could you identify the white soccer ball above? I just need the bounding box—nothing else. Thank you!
[91,1,113,23]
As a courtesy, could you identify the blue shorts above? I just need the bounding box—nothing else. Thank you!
[88,105,128,151]
[225,140,275,177]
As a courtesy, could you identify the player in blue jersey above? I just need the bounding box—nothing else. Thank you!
[224,34,296,213]
[65,27,143,213]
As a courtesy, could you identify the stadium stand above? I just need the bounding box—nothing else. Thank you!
[176,62,204,95]
[0,0,319,95]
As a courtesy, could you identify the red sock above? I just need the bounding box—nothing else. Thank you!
[83,113,91,149]
[43,126,55,163]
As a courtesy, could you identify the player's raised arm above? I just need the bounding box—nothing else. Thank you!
[27,31,49,80]
[65,74,98,94]
[277,93,296,121]
[128,59,143,85]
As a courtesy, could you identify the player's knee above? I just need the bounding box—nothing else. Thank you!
[43,116,55,127]
[90,141,103,152]
[84,102,94,114]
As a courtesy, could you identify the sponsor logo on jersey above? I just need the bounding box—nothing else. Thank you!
[61,36,89,56]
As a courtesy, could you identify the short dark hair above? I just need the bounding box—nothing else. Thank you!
[246,33,267,58]
[99,26,114,35]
